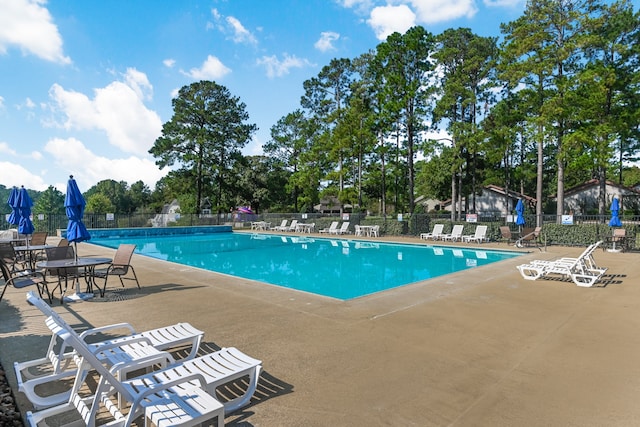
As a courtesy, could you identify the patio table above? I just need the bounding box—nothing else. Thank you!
[295,223,315,233]
[37,257,112,302]
[13,244,55,270]
[358,225,375,237]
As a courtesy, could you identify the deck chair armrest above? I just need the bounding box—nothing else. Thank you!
[78,322,136,340]
[19,369,76,410]
[130,372,209,408]
[92,335,154,353]
[7,271,48,288]
[107,351,174,375]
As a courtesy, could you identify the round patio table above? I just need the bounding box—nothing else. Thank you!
[37,257,112,302]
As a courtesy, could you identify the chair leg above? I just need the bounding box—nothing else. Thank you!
[0,283,8,302]
[100,276,108,298]
[131,267,140,289]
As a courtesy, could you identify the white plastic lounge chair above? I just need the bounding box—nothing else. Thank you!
[25,293,224,427]
[442,224,464,242]
[271,220,288,231]
[333,222,350,235]
[527,241,602,272]
[517,242,607,287]
[463,225,488,243]
[16,293,204,409]
[287,219,299,232]
[26,291,262,421]
[517,242,601,280]
[320,221,339,234]
[420,224,444,240]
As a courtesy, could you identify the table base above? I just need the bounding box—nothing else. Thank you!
[63,292,94,302]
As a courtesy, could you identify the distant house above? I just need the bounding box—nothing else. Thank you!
[558,179,640,214]
[151,199,181,227]
[439,185,535,217]
[415,195,444,212]
[314,196,353,214]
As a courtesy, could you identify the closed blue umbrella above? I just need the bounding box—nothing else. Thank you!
[7,187,19,226]
[64,176,92,301]
[515,199,526,226]
[609,197,622,227]
[65,175,91,249]
[17,186,34,238]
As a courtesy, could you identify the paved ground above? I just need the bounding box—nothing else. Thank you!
[1,233,639,426]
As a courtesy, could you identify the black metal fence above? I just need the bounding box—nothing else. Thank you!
[2,212,637,248]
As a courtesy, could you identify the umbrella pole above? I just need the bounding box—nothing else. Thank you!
[74,242,79,294]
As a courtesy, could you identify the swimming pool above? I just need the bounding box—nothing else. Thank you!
[89,232,522,300]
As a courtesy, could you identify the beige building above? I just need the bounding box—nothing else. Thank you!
[560,179,640,214]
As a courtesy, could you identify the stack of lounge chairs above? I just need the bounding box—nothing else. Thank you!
[19,291,263,426]
[516,241,607,287]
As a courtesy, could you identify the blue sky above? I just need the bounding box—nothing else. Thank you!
[0,0,530,193]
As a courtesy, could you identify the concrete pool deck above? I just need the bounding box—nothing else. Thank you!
[1,234,638,426]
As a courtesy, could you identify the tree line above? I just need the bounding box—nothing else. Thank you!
[152,0,639,224]
[4,0,638,222]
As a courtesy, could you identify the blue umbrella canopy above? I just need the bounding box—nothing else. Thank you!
[609,197,622,227]
[6,187,20,226]
[17,186,34,236]
[515,199,526,226]
[65,176,91,244]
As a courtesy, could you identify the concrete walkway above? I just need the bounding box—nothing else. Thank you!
[1,234,638,426]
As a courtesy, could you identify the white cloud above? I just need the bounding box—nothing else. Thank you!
[315,32,340,52]
[163,58,176,68]
[483,0,522,6]
[47,70,163,156]
[338,0,373,13]
[44,137,167,191]
[0,161,48,190]
[210,9,257,45]
[182,55,231,80]
[0,0,71,64]
[256,54,313,78]
[367,5,416,41]
[409,0,478,24]
[0,95,4,110]
[123,68,153,101]
[226,16,258,45]
[0,141,17,156]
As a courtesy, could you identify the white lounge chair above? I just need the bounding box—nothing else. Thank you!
[442,224,464,242]
[25,293,225,427]
[16,298,204,409]
[271,220,288,231]
[517,242,607,287]
[287,219,299,232]
[25,291,262,423]
[420,224,444,240]
[320,221,339,234]
[463,225,488,243]
[333,222,350,235]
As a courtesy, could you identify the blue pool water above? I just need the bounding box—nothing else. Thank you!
[90,232,522,300]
